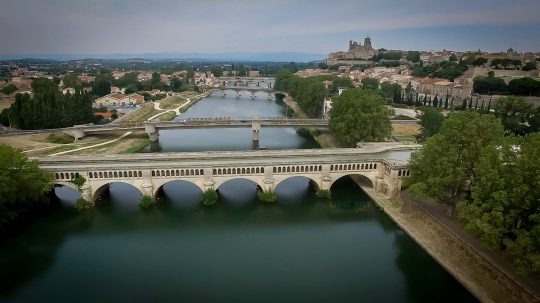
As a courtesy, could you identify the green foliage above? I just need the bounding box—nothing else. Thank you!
[0,145,53,227]
[458,134,540,278]
[316,189,331,199]
[139,196,155,209]
[330,77,355,95]
[508,77,540,96]
[375,51,403,61]
[286,76,327,118]
[522,61,537,71]
[0,84,18,95]
[257,190,277,203]
[202,189,218,206]
[9,79,93,130]
[361,78,379,90]
[413,61,468,81]
[210,66,223,77]
[274,69,294,92]
[417,107,444,141]
[404,112,504,213]
[491,58,522,69]
[473,75,508,94]
[74,198,92,211]
[493,96,535,135]
[329,89,393,146]
[92,78,111,97]
[0,109,10,126]
[449,54,458,62]
[46,133,74,144]
[69,174,86,189]
[406,51,421,62]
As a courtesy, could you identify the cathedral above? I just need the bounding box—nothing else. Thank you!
[327,37,378,61]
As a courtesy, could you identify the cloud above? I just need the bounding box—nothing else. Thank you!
[0,0,539,53]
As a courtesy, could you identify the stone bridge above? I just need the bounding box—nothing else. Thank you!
[206,86,283,100]
[63,118,329,142]
[37,147,414,205]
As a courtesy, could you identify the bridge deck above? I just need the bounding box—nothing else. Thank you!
[35,146,416,170]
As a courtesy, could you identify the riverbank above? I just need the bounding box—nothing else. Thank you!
[354,178,539,303]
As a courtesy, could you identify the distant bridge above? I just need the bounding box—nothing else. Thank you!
[38,146,415,204]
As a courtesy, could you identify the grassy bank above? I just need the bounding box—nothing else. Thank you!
[122,139,150,153]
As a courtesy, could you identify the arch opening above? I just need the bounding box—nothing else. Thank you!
[52,183,81,207]
[216,178,262,206]
[92,182,143,210]
[274,176,319,205]
[155,180,204,209]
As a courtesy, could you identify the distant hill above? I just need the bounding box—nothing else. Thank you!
[0,52,326,62]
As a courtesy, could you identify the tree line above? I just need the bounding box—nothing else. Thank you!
[6,79,94,129]
[404,111,540,278]
[474,74,540,96]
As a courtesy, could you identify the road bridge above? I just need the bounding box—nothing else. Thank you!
[38,146,415,205]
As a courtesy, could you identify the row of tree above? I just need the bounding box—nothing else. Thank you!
[404,112,540,277]
[274,69,326,118]
[474,75,540,96]
[7,79,94,129]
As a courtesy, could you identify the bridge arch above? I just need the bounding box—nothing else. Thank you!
[51,182,82,207]
[329,173,375,189]
[214,177,265,192]
[153,180,204,200]
[274,175,321,192]
[92,181,143,202]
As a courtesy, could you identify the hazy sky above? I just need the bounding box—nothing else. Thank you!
[1,0,539,54]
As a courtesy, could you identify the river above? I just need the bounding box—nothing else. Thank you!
[0,90,477,303]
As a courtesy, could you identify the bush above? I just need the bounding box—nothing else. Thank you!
[74,198,92,210]
[257,190,277,203]
[316,189,331,199]
[202,189,218,206]
[0,84,17,95]
[47,133,75,144]
[139,196,155,209]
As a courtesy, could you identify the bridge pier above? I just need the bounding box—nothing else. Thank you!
[66,128,85,141]
[251,91,256,99]
[236,91,241,98]
[80,183,94,204]
[144,123,159,142]
[252,121,261,142]
[141,181,154,199]
[267,92,272,100]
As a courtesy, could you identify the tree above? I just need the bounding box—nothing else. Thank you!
[361,77,379,90]
[417,107,444,141]
[92,78,111,97]
[0,145,53,227]
[522,61,537,71]
[330,77,354,95]
[508,77,540,96]
[329,89,393,146]
[274,69,294,91]
[406,51,421,62]
[449,54,458,62]
[473,76,508,94]
[459,134,540,277]
[404,112,505,214]
[494,96,535,135]
[210,66,224,77]
[472,57,488,67]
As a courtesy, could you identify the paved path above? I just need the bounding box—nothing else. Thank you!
[147,93,207,122]
[49,131,132,156]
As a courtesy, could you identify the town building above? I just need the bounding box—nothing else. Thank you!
[326,37,378,66]
[94,93,144,107]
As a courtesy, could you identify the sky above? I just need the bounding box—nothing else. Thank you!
[1,0,540,56]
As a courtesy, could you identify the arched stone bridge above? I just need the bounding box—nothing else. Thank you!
[206,86,284,100]
[37,147,414,205]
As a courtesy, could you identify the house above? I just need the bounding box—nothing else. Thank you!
[62,87,76,94]
[112,71,126,80]
[94,93,144,107]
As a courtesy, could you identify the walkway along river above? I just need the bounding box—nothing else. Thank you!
[0,89,478,303]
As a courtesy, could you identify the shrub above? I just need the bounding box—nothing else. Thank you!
[139,195,155,209]
[316,189,331,199]
[47,133,75,144]
[202,189,218,206]
[257,190,277,203]
[74,198,92,210]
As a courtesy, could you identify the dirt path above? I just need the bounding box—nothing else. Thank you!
[355,178,539,303]
[49,132,132,156]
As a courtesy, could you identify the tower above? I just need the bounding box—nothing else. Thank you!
[364,36,372,50]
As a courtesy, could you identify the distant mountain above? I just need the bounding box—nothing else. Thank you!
[0,52,326,62]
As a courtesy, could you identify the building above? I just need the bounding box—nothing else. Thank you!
[248,70,260,77]
[94,93,144,107]
[327,37,378,66]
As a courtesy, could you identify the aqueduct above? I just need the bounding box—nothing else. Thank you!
[37,147,414,205]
